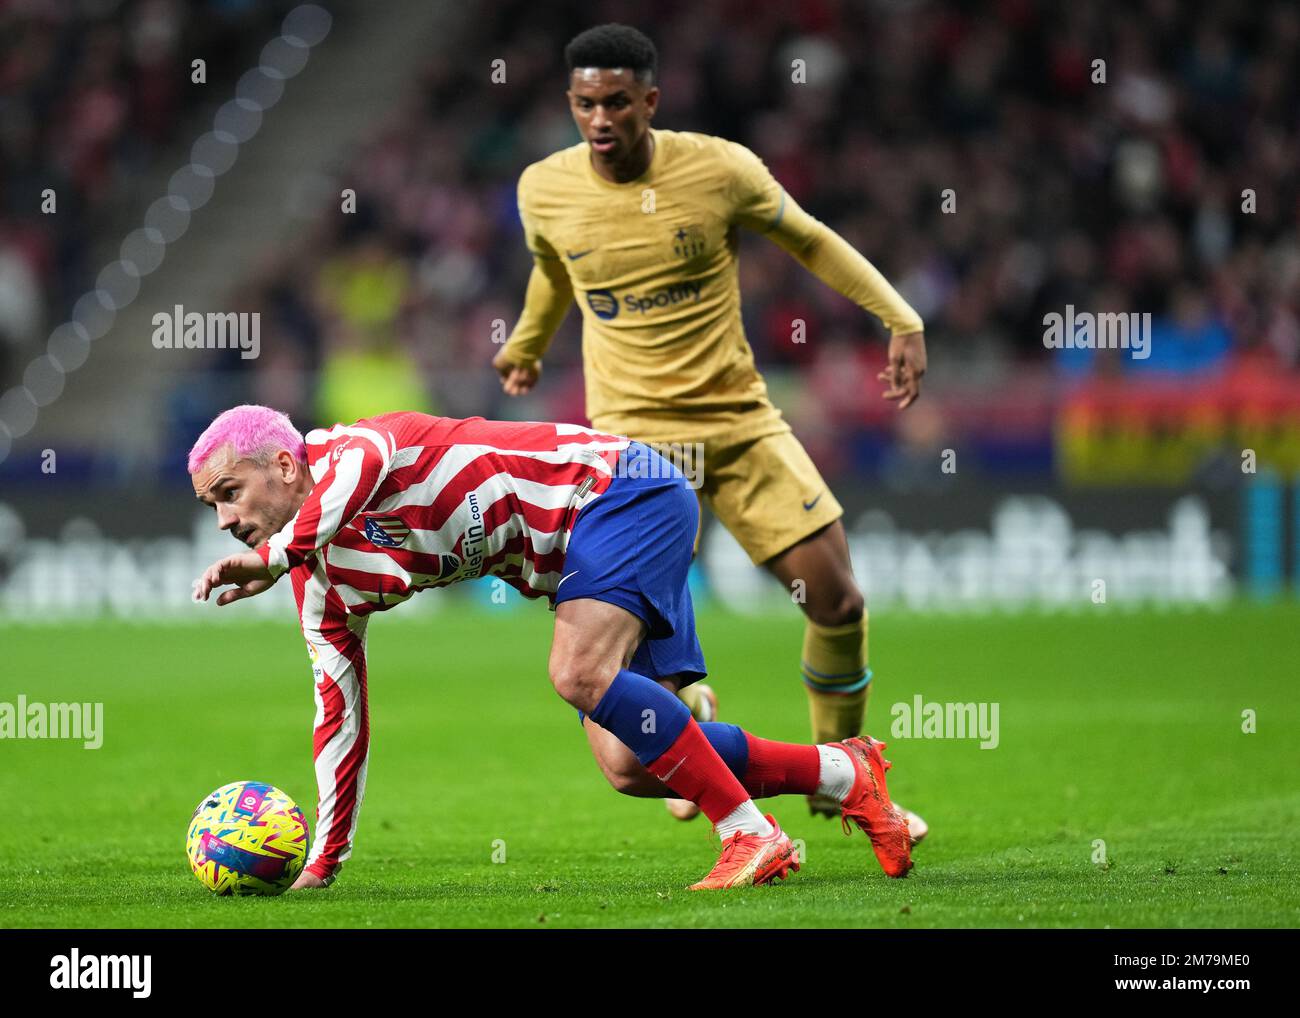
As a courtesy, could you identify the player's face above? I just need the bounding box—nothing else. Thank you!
[192,446,302,549]
[567,67,658,163]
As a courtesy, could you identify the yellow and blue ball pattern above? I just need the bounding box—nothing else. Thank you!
[186,781,309,896]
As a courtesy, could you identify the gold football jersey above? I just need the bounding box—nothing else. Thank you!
[503,129,922,444]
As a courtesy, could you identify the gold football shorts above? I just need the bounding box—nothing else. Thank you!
[691,430,844,565]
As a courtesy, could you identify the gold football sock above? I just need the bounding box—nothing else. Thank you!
[801,616,870,745]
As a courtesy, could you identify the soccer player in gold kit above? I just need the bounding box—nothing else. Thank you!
[494,24,928,837]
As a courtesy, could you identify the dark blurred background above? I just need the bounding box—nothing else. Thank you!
[0,0,1296,616]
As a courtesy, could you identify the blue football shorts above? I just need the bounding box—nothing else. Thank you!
[556,441,707,685]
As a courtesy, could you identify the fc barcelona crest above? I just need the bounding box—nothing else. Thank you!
[672,224,706,259]
[363,515,410,548]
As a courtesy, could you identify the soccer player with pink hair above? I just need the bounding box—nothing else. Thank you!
[189,404,914,889]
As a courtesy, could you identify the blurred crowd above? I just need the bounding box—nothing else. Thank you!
[226,0,1299,443]
[0,0,310,383]
[6,0,1299,481]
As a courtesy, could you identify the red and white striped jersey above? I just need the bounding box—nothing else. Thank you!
[256,412,630,879]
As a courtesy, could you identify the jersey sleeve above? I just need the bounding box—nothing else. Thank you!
[257,426,393,579]
[726,140,790,234]
[500,257,574,367]
[517,165,560,261]
[499,168,575,367]
[726,141,924,337]
[295,563,370,883]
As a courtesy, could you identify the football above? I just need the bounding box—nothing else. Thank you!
[185,781,309,896]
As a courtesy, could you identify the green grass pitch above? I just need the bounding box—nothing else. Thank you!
[1,601,1296,928]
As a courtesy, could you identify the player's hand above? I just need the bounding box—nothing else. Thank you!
[192,551,275,606]
[878,330,927,410]
[290,871,328,890]
[492,349,541,396]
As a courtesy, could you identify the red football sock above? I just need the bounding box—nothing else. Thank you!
[742,732,821,798]
[646,718,749,823]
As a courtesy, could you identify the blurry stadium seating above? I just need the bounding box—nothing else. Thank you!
[1,0,1297,488]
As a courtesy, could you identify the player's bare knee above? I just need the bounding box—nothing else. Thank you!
[547,663,587,709]
[805,584,864,627]
[549,659,609,713]
[838,587,866,624]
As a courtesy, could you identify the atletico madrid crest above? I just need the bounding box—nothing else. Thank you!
[363,515,410,548]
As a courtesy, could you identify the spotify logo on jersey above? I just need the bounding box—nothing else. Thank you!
[586,289,619,320]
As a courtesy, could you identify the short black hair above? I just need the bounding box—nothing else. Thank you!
[564,24,657,86]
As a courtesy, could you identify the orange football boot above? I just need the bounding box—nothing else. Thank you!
[835,736,914,877]
[812,791,929,847]
[689,814,800,890]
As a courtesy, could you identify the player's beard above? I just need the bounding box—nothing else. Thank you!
[247,477,299,547]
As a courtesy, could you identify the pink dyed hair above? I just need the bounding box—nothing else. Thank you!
[187,404,307,474]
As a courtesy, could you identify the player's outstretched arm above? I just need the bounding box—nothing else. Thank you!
[494,256,573,395]
[291,613,371,891]
[764,206,927,405]
[728,141,928,408]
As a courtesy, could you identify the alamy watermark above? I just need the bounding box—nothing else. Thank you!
[152,304,260,359]
[890,695,1000,749]
[1,695,103,749]
[50,950,150,997]
[1043,305,1150,361]
[615,442,706,490]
